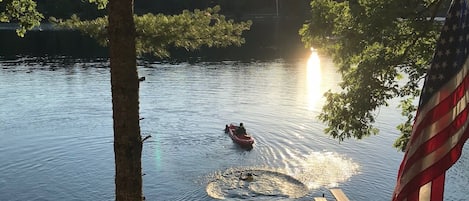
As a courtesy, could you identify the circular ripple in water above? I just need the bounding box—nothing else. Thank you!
[206,168,308,200]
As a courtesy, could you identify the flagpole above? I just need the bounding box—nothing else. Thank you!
[276,0,279,17]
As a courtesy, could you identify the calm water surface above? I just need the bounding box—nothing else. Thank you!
[0,54,468,201]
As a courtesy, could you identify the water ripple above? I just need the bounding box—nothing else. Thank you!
[2,58,467,200]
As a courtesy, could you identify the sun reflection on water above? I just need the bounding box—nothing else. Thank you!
[306,49,322,110]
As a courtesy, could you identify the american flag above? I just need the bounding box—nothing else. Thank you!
[392,0,469,200]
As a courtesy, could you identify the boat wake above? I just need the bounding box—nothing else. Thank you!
[205,152,360,200]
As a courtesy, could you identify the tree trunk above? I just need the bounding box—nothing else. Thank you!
[108,0,142,201]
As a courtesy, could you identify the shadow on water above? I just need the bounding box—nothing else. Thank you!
[227,142,254,151]
[0,30,108,59]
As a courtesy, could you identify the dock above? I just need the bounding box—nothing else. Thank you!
[314,197,327,201]
[313,188,350,201]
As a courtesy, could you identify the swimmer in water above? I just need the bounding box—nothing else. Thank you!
[239,172,254,182]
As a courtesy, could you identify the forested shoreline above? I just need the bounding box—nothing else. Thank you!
[33,0,310,20]
[1,1,311,60]
[0,20,308,61]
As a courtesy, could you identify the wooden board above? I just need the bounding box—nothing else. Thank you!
[330,188,350,201]
[314,197,327,201]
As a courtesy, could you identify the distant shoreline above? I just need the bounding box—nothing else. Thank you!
[0,23,68,31]
[0,15,307,31]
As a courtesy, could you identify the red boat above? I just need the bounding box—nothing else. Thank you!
[225,124,255,147]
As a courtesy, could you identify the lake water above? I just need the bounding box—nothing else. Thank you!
[0,54,467,201]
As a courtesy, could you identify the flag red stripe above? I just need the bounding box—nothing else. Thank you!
[410,72,469,146]
[404,65,469,166]
[396,122,469,199]
[404,102,469,172]
[399,65,469,171]
[395,129,469,200]
[394,1,469,200]
[409,190,419,201]
[396,69,469,190]
[430,174,445,201]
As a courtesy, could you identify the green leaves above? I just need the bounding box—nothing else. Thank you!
[300,0,447,150]
[55,6,251,58]
[134,6,251,57]
[394,97,417,151]
[0,0,44,37]
[87,0,107,10]
[0,0,108,37]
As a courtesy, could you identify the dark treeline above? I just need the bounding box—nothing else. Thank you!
[7,1,449,23]
[1,1,311,60]
[134,0,311,19]
[35,0,311,20]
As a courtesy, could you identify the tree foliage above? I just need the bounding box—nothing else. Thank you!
[53,6,251,58]
[299,0,449,151]
[2,1,250,200]
[0,0,43,37]
[0,0,108,36]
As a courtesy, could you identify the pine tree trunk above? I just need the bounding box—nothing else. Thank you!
[108,0,142,200]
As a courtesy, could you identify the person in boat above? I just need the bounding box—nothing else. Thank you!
[225,124,229,133]
[239,172,254,182]
[236,122,246,135]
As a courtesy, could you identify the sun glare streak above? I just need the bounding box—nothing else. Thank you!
[152,138,163,171]
[306,49,321,110]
